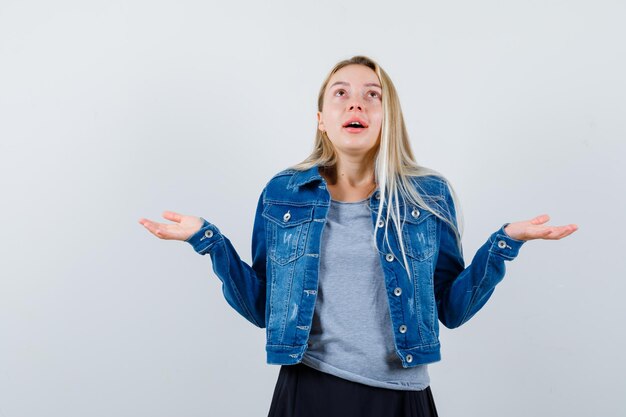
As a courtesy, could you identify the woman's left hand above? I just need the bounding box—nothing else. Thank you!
[503,214,578,242]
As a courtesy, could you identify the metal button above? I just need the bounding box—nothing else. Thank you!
[385,253,394,262]
[411,208,420,218]
[283,211,291,222]
[393,287,402,296]
[399,324,407,333]
[406,354,413,363]
[375,191,380,200]
[497,240,507,249]
[377,219,384,228]
[204,230,213,238]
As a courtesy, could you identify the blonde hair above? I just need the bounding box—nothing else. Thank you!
[290,55,464,281]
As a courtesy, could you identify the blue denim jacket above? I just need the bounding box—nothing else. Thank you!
[186,165,525,368]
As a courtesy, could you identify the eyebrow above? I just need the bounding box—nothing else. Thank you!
[329,81,382,89]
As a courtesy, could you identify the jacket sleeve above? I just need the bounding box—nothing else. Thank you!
[433,181,526,329]
[185,188,267,328]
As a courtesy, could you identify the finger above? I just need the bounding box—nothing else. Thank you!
[548,228,571,240]
[139,218,158,235]
[141,219,159,234]
[553,224,579,239]
[556,230,575,239]
[140,218,170,239]
[541,225,576,240]
[162,211,183,223]
[529,214,550,225]
[153,226,168,239]
[139,218,155,229]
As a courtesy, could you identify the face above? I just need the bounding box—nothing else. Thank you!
[317,64,383,160]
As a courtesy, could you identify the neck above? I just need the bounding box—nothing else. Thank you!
[321,156,376,187]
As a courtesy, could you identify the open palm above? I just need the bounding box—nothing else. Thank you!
[138,211,204,241]
[504,214,578,241]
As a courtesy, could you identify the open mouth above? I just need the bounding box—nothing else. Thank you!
[342,119,368,132]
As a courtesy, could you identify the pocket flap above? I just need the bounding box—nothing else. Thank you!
[262,204,314,227]
[402,206,435,225]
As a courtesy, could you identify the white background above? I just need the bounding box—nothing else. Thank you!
[1,1,624,416]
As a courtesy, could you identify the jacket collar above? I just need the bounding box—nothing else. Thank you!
[287,164,395,208]
[287,164,325,189]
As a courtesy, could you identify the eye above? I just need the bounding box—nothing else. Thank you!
[368,91,381,99]
[334,89,347,97]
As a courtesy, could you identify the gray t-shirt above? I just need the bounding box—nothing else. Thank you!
[301,197,430,391]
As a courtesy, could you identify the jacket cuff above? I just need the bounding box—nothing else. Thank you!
[185,218,223,255]
[488,223,526,260]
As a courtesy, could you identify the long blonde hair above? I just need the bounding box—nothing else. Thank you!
[290,55,464,281]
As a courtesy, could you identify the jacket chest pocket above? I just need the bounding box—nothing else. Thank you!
[401,206,437,262]
[262,203,314,265]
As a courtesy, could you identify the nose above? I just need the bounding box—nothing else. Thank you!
[348,101,363,111]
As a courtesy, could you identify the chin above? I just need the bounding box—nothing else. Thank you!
[339,144,379,155]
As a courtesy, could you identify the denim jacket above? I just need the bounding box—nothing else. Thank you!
[186,165,525,368]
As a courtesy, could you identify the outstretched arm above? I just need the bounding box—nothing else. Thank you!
[434,182,578,329]
[138,189,268,328]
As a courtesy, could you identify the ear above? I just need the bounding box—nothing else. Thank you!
[317,111,325,132]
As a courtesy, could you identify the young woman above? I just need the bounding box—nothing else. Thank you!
[138,56,578,417]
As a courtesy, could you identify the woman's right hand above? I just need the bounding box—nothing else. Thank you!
[138,211,204,241]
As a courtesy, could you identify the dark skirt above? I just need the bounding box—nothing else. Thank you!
[267,362,439,417]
